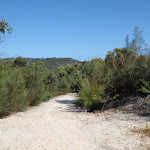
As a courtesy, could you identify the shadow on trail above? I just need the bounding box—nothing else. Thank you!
[56,99,83,113]
[56,100,73,105]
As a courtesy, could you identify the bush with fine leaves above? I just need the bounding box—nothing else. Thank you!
[0,67,27,117]
[78,78,106,111]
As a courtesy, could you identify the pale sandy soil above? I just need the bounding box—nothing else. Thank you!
[0,93,150,150]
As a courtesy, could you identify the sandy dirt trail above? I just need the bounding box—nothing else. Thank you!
[0,93,149,150]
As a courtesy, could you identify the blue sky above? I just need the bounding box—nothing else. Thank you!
[0,0,150,60]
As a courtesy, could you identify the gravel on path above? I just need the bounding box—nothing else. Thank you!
[0,93,149,150]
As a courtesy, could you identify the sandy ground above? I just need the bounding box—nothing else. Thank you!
[0,93,150,150]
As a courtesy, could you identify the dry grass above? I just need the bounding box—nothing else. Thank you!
[131,127,150,138]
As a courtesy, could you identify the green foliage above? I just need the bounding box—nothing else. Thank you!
[0,67,27,117]
[125,26,149,54]
[0,18,13,34]
[0,18,13,43]
[13,57,27,67]
[58,77,69,91]
[46,71,58,92]
[0,57,78,70]
[0,61,48,117]
[77,46,150,111]
[78,78,106,111]
[139,79,150,94]
[70,71,82,93]
[0,26,150,116]
[58,70,68,78]
[24,63,47,106]
[104,48,150,97]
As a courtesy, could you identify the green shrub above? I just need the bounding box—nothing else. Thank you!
[70,71,82,93]
[139,79,150,94]
[0,68,27,117]
[24,67,46,106]
[13,57,27,67]
[78,78,106,111]
[58,77,69,92]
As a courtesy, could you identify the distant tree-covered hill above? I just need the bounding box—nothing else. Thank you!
[0,57,78,70]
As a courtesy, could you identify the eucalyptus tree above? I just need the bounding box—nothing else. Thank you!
[125,26,149,54]
[0,18,13,43]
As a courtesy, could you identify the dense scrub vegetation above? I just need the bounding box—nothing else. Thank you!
[1,57,78,70]
[0,19,149,116]
[77,27,150,111]
[1,47,149,116]
[0,56,85,117]
[77,49,150,111]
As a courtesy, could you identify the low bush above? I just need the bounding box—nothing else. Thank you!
[78,78,106,111]
[0,68,27,117]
